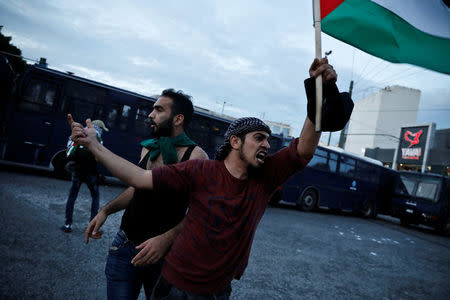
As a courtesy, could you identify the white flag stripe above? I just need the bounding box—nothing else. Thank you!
[372,0,450,39]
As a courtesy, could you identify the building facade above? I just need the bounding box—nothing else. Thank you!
[344,85,421,156]
[365,127,450,176]
[264,120,292,137]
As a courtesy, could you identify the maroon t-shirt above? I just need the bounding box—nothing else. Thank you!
[152,138,310,294]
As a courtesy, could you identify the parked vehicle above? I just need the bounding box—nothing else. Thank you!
[391,171,450,235]
[0,63,289,178]
[275,145,396,218]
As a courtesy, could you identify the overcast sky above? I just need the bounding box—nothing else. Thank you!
[1,0,449,145]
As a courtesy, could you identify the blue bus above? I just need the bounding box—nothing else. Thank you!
[391,171,449,235]
[273,145,397,218]
[0,63,288,178]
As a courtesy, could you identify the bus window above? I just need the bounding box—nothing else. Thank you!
[70,99,96,123]
[106,106,119,129]
[61,80,106,120]
[356,161,379,183]
[416,181,439,202]
[20,79,56,113]
[339,156,356,177]
[119,105,131,131]
[44,89,56,106]
[309,148,328,171]
[135,103,153,137]
[396,175,416,196]
[328,152,338,172]
[105,104,131,131]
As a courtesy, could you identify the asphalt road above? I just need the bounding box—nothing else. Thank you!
[1,169,449,299]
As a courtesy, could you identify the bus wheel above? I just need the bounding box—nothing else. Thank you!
[361,199,375,218]
[299,189,317,212]
[269,190,282,206]
[400,216,409,226]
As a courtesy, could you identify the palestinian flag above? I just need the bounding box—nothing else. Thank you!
[317,0,450,74]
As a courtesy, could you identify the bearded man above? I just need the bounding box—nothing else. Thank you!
[72,58,353,299]
[85,89,208,299]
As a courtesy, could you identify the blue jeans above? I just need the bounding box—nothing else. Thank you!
[151,275,231,300]
[105,230,163,300]
[64,172,99,224]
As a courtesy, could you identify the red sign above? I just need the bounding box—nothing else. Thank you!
[404,130,423,148]
[397,126,429,163]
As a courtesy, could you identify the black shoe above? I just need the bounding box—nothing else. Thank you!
[61,224,72,233]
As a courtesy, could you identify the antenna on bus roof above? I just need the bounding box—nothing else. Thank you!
[38,57,47,68]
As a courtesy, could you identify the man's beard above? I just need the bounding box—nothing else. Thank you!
[238,144,262,170]
[150,117,173,138]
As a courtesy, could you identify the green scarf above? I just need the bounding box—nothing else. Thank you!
[140,132,196,165]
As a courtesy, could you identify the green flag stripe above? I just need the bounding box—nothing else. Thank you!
[322,0,450,74]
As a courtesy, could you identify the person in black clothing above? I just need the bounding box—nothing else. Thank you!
[84,89,208,299]
[61,120,109,233]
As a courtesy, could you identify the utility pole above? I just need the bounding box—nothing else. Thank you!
[325,50,332,146]
[338,80,353,148]
[221,101,226,115]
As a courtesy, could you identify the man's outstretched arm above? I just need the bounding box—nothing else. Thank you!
[68,114,154,190]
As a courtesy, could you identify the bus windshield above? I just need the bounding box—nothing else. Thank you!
[396,174,441,202]
[396,175,416,196]
[416,180,440,202]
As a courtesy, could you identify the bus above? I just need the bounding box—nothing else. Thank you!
[391,171,449,235]
[274,145,397,218]
[0,63,289,178]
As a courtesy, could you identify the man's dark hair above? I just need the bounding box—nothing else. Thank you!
[214,117,271,161]
[214,132,249,161]
[161,89,194,128]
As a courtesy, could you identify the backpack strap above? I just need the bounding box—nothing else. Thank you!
[180,145,196,162]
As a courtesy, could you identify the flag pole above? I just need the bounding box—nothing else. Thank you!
[313,0,322,132]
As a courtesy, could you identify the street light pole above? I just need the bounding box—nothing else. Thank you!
[338,80,354,148]
[325,50,332,145]
[221,101,226,115]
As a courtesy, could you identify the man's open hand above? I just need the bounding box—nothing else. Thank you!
[84,211,106,244]
[131,234,172,266]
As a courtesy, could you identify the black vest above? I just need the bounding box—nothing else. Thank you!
[119,145,195,244]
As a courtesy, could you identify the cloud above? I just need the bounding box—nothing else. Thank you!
[2,0,447,136]
[128,57,162,69]
[60,64,165,96]
[279,32,315,54]
[202,49,269,76]
[0,1,38,19]
[2,29,48,51]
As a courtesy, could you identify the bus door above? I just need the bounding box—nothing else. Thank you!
[338,155,358,210]
[306,149,339,209]
[354,161,380,212]
[3,75,58,166]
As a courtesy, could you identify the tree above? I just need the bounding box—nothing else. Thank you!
[0,26,28,75]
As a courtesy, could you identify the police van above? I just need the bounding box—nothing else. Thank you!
[392,171,449,236]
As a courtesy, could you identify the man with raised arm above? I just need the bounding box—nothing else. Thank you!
[70,58,353,299]
[84,89,208,299]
